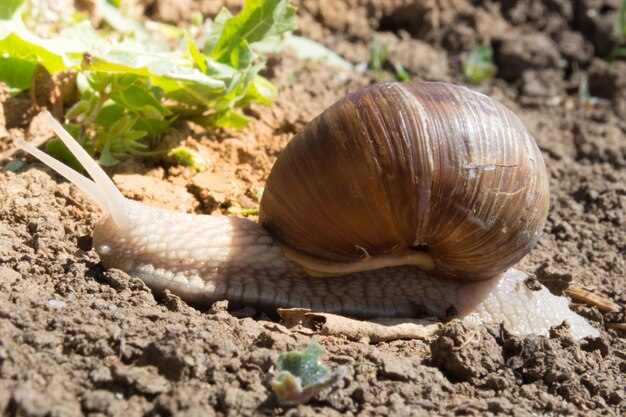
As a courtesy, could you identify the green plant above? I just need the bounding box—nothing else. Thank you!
[269,339,346,405]
[393,62,411,82]
[368,37,411,81]
[607,0,626,61]
[0,0,296,165]
[462,43,496,84]
[166,146,207,171]
[617,0,626,38]
[369,37,389,72]
[607,48,626,61]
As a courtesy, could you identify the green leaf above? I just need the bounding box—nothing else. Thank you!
[167,146,207,170]
[83,70,113,93]
[462,43,496,84]
[209,61,266,111]
[204,8,232,54]
[3,160,24,172]
[0,0,24,20]
[94,103,125,127]
[0,33,68,92]
[112,73,140,88]
[98,140,120,166]
[186,31,207,73]
[0,56,34,94]
[227,205,259,216]
[270,339,346,405]
[209,0,296,66]
[65,99,91,119]
[240,75,276,106]
[45,138,85,172]
[82,51,225,93]
[62,123,84,141]
[195,109,249,128]
[121,130,148,141]
[110,84,172,118]
[393,62,411,81]
[617,0,626,38]
[369,37,388,72]
[0,15,98,95]
[277,340,328,388]
[108,114,139,139]
[607,47,626,61]
[134,117,175,147]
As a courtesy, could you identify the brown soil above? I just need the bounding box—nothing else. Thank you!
[1,0,625,416]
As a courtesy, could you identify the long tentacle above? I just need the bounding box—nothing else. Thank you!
[15,111,129,227]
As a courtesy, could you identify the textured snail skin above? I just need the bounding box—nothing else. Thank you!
[93,201,598,339]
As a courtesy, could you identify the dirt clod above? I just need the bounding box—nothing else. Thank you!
[430,321,504,383]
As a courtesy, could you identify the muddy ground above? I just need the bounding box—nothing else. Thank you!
[1,0,625,416]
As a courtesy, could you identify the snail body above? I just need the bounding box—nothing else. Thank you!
[15,82,599,339]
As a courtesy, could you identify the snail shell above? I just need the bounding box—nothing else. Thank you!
[260,82,550,281]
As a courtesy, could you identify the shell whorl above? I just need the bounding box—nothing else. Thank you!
[259,81,550,281]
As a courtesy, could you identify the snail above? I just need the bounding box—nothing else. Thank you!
[15,81,599,339]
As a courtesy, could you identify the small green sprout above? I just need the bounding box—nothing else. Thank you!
[368,37,411,81]
[578,73,600,112]
[269,339,346,405]
[607,2,626,67]
[617,0,626,38]
[607,48,626,61]
[393,62,411,82]
[2,160,24,172]
[461,43,496,84]
[255,186,264,201]
[227,205,259,216]
[167,146,207,170]
[226,187,263,215]
[369,37,389,73]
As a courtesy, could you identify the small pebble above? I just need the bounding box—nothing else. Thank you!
[47,299,66,309]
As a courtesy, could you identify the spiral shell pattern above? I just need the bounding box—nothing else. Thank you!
[260,82,549,281]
